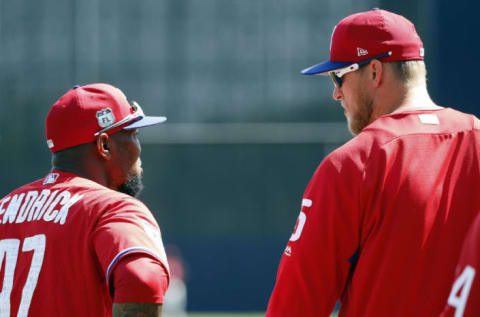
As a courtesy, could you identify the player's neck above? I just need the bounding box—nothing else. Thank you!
[393,84,438,112]
[372,83,437,120]
[51,145,110,188]
[51,164,108,185]
[51,165,89,180]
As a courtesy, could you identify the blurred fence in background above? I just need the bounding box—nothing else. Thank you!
[1,0,478,312]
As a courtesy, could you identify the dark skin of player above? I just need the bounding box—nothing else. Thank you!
[52,129,163,317]
[113,303,162,317]
[52,130,143,194]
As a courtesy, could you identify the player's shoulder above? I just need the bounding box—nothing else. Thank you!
[321,126,383,172]
[331,108,476,160]
[318,108,471,171]
[310,107,479,190]
[73,178,149,211]
[310,135,372,185]
[368,107,476,138]
[61,174,154,222]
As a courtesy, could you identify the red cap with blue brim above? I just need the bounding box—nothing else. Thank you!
[301,8,424,75]
[45,83,167,152]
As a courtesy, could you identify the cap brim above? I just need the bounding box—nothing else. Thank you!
[301,60,353,75]
[123,116,167,130]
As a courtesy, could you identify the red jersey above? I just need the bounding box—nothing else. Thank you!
[441,212,480,317]
[0,171,170,317]
[266,108,480,317]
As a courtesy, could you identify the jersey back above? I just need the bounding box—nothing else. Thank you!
[267,108,480,316]
[0,171,169,317]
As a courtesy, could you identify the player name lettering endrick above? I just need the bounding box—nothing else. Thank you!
[0,190,83,225]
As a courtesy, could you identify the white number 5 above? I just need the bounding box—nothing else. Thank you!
[447,265,476,317]
[0,235,46,317]
[289,199,311,242]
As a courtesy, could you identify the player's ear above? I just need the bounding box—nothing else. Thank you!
[96,133,113,160]
[368,59,384,88]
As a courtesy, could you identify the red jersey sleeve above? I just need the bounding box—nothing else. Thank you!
[266,151,364,317]
[91,198,170,294]
[441,213,480,317]
[112,254,169,303]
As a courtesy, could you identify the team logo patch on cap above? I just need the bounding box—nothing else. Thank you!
[96,108,116,128]
[357,47,368,56]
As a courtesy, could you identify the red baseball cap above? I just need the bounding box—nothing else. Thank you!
[301,8,424,75]
[45,83,167,152]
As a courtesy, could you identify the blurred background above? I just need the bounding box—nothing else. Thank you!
[0,0,478,315]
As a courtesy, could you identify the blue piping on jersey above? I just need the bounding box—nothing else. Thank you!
[349,248,360,274]
[106,246,161,284]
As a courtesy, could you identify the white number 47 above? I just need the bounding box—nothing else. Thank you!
[447,265,476,317]
[0,235,46,317]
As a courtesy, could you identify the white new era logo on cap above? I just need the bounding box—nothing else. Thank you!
[357,48,368,56]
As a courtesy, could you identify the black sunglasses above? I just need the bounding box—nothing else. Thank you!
[329,51,392,87]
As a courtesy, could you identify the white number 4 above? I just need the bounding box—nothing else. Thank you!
[447,265,476,317]
[0,235,46,317]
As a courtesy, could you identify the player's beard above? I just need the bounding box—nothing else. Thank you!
[346,86,374,135]
[118,174,144,197]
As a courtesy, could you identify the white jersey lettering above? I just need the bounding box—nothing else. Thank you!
[3,194,25,224]
[35,190,59,221]
[28,190,50,221]
[54,194,83,225]
[43,191,70,222]
[16,191,39,224]
[0,197,11,223]
[0,190,82,226]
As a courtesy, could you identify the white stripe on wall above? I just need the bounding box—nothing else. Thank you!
[140,122,351,144]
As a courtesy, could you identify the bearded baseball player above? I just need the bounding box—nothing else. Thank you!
[441,212,480,317]
[0,83,170,316]
[266,9,480,317]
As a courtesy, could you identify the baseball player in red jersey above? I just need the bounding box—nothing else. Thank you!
[441,213,480,317]
[0,83,170,316]
[266,9,480,317]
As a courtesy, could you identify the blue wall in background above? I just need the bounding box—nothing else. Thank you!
[171,238,284,311]
[432,0,480,117]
